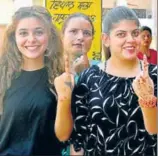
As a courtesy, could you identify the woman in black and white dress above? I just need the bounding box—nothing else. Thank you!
[55,6,157,156]
[71,6,157,156]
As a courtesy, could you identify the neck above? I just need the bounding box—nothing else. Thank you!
[69,54,76,64]
[22,56,44,71]
[139,46,150,56]
[110,56,138,68]
[107,56,140,77]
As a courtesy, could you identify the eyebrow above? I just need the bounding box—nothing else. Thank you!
[18,27,44,32]
[35,27,44,30]
[69,28,92,31]
[115,29,139,33]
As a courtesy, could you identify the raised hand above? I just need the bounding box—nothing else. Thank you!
[73,54,90,75]
[54,55,74,101]
[132,55,154,99]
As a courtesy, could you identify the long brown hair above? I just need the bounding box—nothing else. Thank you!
[0,6,64,113]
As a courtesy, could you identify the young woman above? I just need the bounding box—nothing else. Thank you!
[0,6,64,155]
[62,13,100,75]
[55,13,100,142]
[137,26,157,64]
[55,6,157,156]
[54,12,101,156]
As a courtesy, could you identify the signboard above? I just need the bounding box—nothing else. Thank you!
[45,0,102,60]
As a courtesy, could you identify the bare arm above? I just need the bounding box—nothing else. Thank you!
[132,55,157,135]
[141,105,157,134]
[55,98,73,141]
[54,55,74,141]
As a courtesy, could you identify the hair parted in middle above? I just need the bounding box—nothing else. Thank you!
[0,5,64,97]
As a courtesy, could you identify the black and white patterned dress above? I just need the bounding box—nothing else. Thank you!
[71,64,157,156]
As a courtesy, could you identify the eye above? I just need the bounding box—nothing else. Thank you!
[35,30,44,36]
[147,34,151,38]
[116,32,126,38]
[19,31,28,37]
[70,29,77,34]
[132,30,140,37]
[141,35,145,39]
[83,30,92,37]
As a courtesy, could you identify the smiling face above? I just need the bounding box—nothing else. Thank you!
[103,20,140,60]
[15,17,49,61]
[62,17,93,59]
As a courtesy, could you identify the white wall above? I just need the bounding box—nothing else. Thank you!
[0,0,33,24]
[0,0,14,24]
[14,0,32,11]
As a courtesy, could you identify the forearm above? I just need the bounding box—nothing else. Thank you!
[140,96,157,135]
[141,107,157,135]
[55,99,73,141]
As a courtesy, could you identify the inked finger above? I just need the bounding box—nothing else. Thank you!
[64,54,70,73]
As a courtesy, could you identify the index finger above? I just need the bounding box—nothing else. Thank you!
[142,54,149,78]
[64,54,70,73]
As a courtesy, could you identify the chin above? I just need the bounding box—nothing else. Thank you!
[124,54,137,60]
[24,54,43,59]
[127,57,137,61]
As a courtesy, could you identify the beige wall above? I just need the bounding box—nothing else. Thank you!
[33,0,44,6]
[102,0,116,8]
[127,0,151,9]
[103,0,152,9]
[0,0,13,54]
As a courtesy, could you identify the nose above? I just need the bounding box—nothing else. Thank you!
[27,33,36,42]
[144,35,149,40]
[76,30,84,40]
[126,33,135,42]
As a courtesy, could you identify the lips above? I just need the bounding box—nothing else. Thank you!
[123,46,137,54]
[73,43,83,46]
[144,41,149,44]
[25,46,39,51]
[124,46,135,50]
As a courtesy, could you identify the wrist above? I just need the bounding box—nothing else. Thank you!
[138,95,157,108]
[139,94,154,100]
[58,95,71,102]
